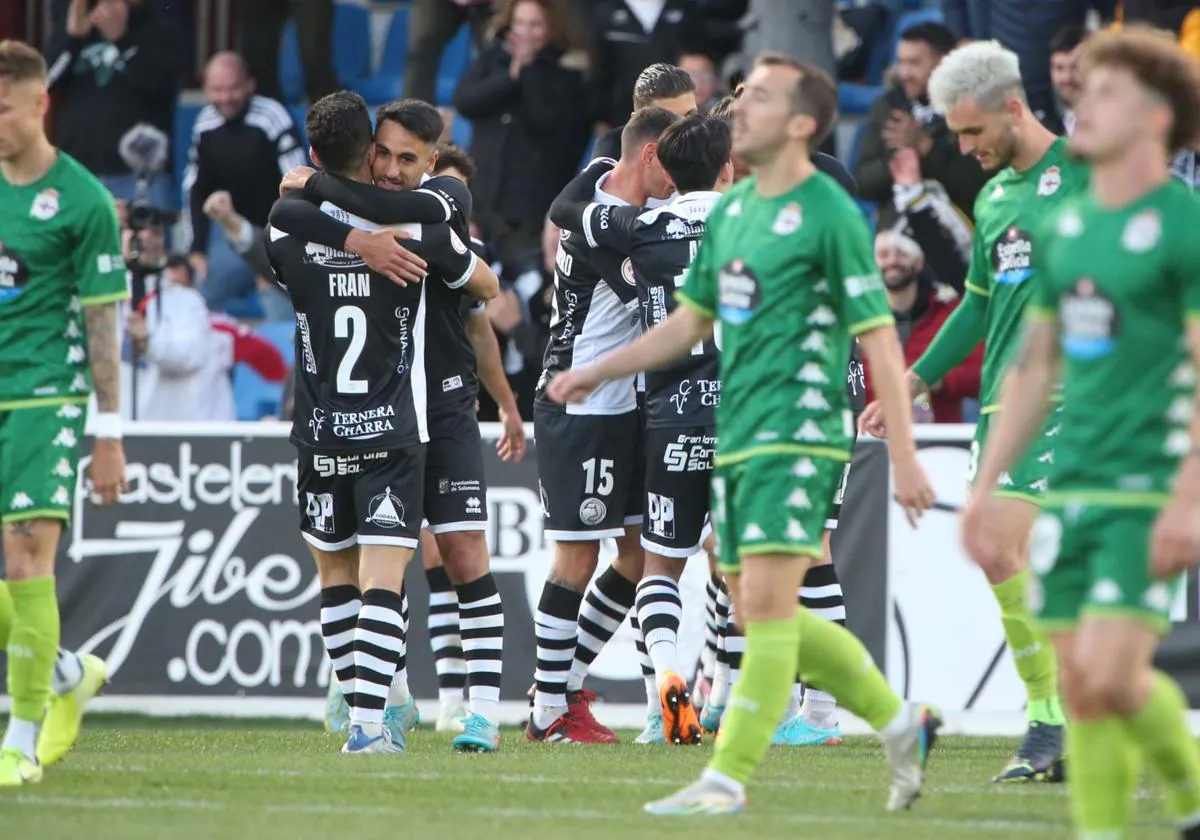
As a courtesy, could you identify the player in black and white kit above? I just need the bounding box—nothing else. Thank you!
[264,92,485,756]
[270,100,509,754]
[548,114,733,746]
[527,107,679,744]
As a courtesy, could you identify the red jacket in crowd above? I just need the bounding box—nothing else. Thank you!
[864,277,983,423]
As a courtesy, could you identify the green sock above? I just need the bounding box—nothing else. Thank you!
[1068,717,1139,836]
[794,606,903,731]
[6,576,60,722]
[709,618,800,784]
[0,581,12,648]
[1122,672,1200,822]
[992,571,1062,722]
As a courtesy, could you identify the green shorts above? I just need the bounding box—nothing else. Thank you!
[1030,502,1179,635]
[967,403,1062,500]
[711,454,841,574]
[0,403,86,524]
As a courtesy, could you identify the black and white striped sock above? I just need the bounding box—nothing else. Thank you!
[629,613,659,717]
[320,585,360,702]
[799,563,846,725]
[568,565,636,691]
[353,588,406,727]
[387,588,412,706]
[709,582,734,708]
[701,572,721,682]
[636,575,683,683]
[533,581,582,728]
[426,566,467,703]
[457,573,504,724]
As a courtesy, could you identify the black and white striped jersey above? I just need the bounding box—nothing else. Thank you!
[265,201,474,453]
[550,171,720,428]
[536,163,642,416]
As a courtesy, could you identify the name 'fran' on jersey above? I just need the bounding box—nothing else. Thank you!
[582,192,722,427]
[536,169,643,416]
[266,202,429,452]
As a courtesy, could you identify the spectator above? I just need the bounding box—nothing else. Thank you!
[735,0,836,82]
[239,0,337,104]
[854,21,987,229]
[591,62,696,159]
[591,0,702,129]
[679,51,722,112]
[201,190,294,323]
[46,0,181,208]
[942,0,991,41]
[1047,24,1087,136]
[863,230,982,423]
[886,146,972,295]
[183,51,306,321]
[404,0,495,104]
[454,0,593,268]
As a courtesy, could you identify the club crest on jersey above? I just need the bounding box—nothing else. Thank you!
[620,257,636,287]
[0,240,30,301]
[1121,210,1161,253]
[771,202,802,235]
[1036,166,1061,196]
[30,188,59,220]
[992,227,1034,286]
[1060,277,1118,360]
[364,487,406,529]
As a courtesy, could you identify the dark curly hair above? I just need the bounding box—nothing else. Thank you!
[305,91,373,175]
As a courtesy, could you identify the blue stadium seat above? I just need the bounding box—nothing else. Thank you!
[435,25,472,105]
[233,322,294,421]
[353,8,410,105]
[173,103,200,205]
[449,115,473,149]
[837,83,884,116]
[846,121,878,230]
[280,4,374,106]
[891,7,946,64]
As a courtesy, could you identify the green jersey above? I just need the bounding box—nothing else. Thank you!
[0,152,127,410]
[913,138,1088,411]
[1029,180,1200,502]
[678,171,892,466]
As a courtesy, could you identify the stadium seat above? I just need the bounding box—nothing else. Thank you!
[891,7,946,64]
[837,83,884,116]
[353,7,411,105]
[280,4,373,105]
[233,322,294,421]
[435,25,472,105]
[449,116,473,149]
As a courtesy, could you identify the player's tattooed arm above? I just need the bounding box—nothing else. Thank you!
[83,302,121,413]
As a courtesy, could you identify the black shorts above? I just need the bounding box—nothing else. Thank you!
[534,405,643,540]
[423,408,488,534]
[297,445,426,551]
[826,425,859,531]
[642,425,715,558]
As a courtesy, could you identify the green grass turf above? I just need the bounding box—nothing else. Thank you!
[0,718,1178,840]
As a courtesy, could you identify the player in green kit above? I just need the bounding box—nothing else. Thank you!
[550,54,940,816]
[964,29,1200,840]
[0,41,128,786]
[861,39,1087,783]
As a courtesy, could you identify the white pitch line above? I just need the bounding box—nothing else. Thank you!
[2,794,1063,833]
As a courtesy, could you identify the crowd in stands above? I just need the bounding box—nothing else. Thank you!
[35,0,1200,423]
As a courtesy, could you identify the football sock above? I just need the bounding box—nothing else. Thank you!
[1068,717,1139,836]
[353,588,405,727]
[709,583,733,708]
[568,566,636,692]
[387,588,411,706]
[709,619,799,783]
[533,582,582,727]
[701,572,721,681]
[793,605,902,732]
[636,575,683,685]
[320,585,360,701]
[799,563,845,727]
[1122,672,1200,824]
[426,566,467,702]
[991,571,1062,722]
[4,577,59,760]
[456,573,504,724]
[0,581,12,647]
[629,613,659,717]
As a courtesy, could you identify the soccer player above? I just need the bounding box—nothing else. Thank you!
[549,54,939,815]
[272,100,509,752]
[592,63,698,160]
[528,106,677,744]
[265,91,497,755]
[548,114,732,745]
[0,40,128,786]
[860,39,1087,783]
[962,29,1200,839]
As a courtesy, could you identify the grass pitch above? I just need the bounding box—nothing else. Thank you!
[0,717,1178,839]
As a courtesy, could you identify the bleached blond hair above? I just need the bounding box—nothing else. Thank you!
[928,40,1025,114]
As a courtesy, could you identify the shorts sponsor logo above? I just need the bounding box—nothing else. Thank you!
[439,479,451,494]
[305,492,335,534]
[364,487,406,529]
[440,478,482,495]
[442,376,463,393]
[578,496,607,527]
[466,496,482,514]
[663,433,716,473]
[647,492,675,539]
[313,451,386,477]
